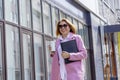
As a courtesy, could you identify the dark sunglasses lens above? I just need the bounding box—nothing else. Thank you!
[63,24,67,27]
[58,25,62,28]
[59,24,67,28]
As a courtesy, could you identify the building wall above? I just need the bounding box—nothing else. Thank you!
[75,0,99,14]
[76,0,120,80]
[90,13,105,80]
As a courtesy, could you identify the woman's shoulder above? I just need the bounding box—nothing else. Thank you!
[72,34,81,39]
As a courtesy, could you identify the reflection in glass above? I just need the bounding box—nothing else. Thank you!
[5,0,18,23]
[83,25,91,80]
[23,34,32,80]
[32,0,42,32]
[83,26,89,49]
[5,25,21,80]
[45,37,53,80]
[34,34,45,80]
[51,7,59,37]
[0,28,3,80]
[78,22,84,39]
[0,0,2,19]
[73,19,78,33]
[59,11,65,20]
[104,0,109,4]
[66,15,72,22]
[19,0,31,28]
[103,35,111,80]
[42,2,52,35]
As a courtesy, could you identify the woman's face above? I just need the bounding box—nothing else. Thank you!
[58,21,70,37]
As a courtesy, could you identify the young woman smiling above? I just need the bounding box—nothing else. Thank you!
[50,18,87,80]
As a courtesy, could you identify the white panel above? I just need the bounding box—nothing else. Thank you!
[77,0,99,14]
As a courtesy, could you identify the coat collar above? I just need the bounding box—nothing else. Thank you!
[59,32,76,41]
[56,32,77,49]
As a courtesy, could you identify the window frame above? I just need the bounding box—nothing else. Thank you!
[20,29,35,80]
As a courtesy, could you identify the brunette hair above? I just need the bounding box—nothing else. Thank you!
[56,18,77,36]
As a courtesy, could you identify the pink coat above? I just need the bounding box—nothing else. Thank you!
[50,33,87,80]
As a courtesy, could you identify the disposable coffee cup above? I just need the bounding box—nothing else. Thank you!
[50,40,55,51]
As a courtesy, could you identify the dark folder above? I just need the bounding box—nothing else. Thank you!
[60,39,79,64]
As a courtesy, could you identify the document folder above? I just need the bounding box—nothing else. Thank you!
[60,39,79,64]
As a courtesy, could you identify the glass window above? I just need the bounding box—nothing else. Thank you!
[80,24,90,80]
[51,7,59,37]
[5,0,18,23]
[42,2,52,36]
[22,33,33,80]
[66,15,72,22]
[110,0,115,9]
[5,24,21,80]
[79,24,91,80]
[83,25,89,49]
[45,37,53,80]
[32,0,42,32]
[0,0,3,19]
[104,0,109,4]
[33,33,45,80]
[78,22,84,39]
[19,0,31,28]
[78,10,84,20]
[59,11,66,20]
[103,34,111,80]
[0,27,3,80]
[73,19,78,33]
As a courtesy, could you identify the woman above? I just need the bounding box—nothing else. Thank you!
[50,18,87,80]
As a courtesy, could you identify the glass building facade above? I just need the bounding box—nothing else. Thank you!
[1,0,120,80]
[0,0,91,80]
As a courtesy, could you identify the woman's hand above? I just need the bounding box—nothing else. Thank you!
[48,45,55,57]
[61,51,70,59]
[50,51,55,57]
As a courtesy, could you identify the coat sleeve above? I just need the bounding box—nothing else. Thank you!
[50,52,60,80]
[69,35,87,61]
[50,39,60,80]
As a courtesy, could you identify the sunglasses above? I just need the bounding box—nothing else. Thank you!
[58,24,68,29]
